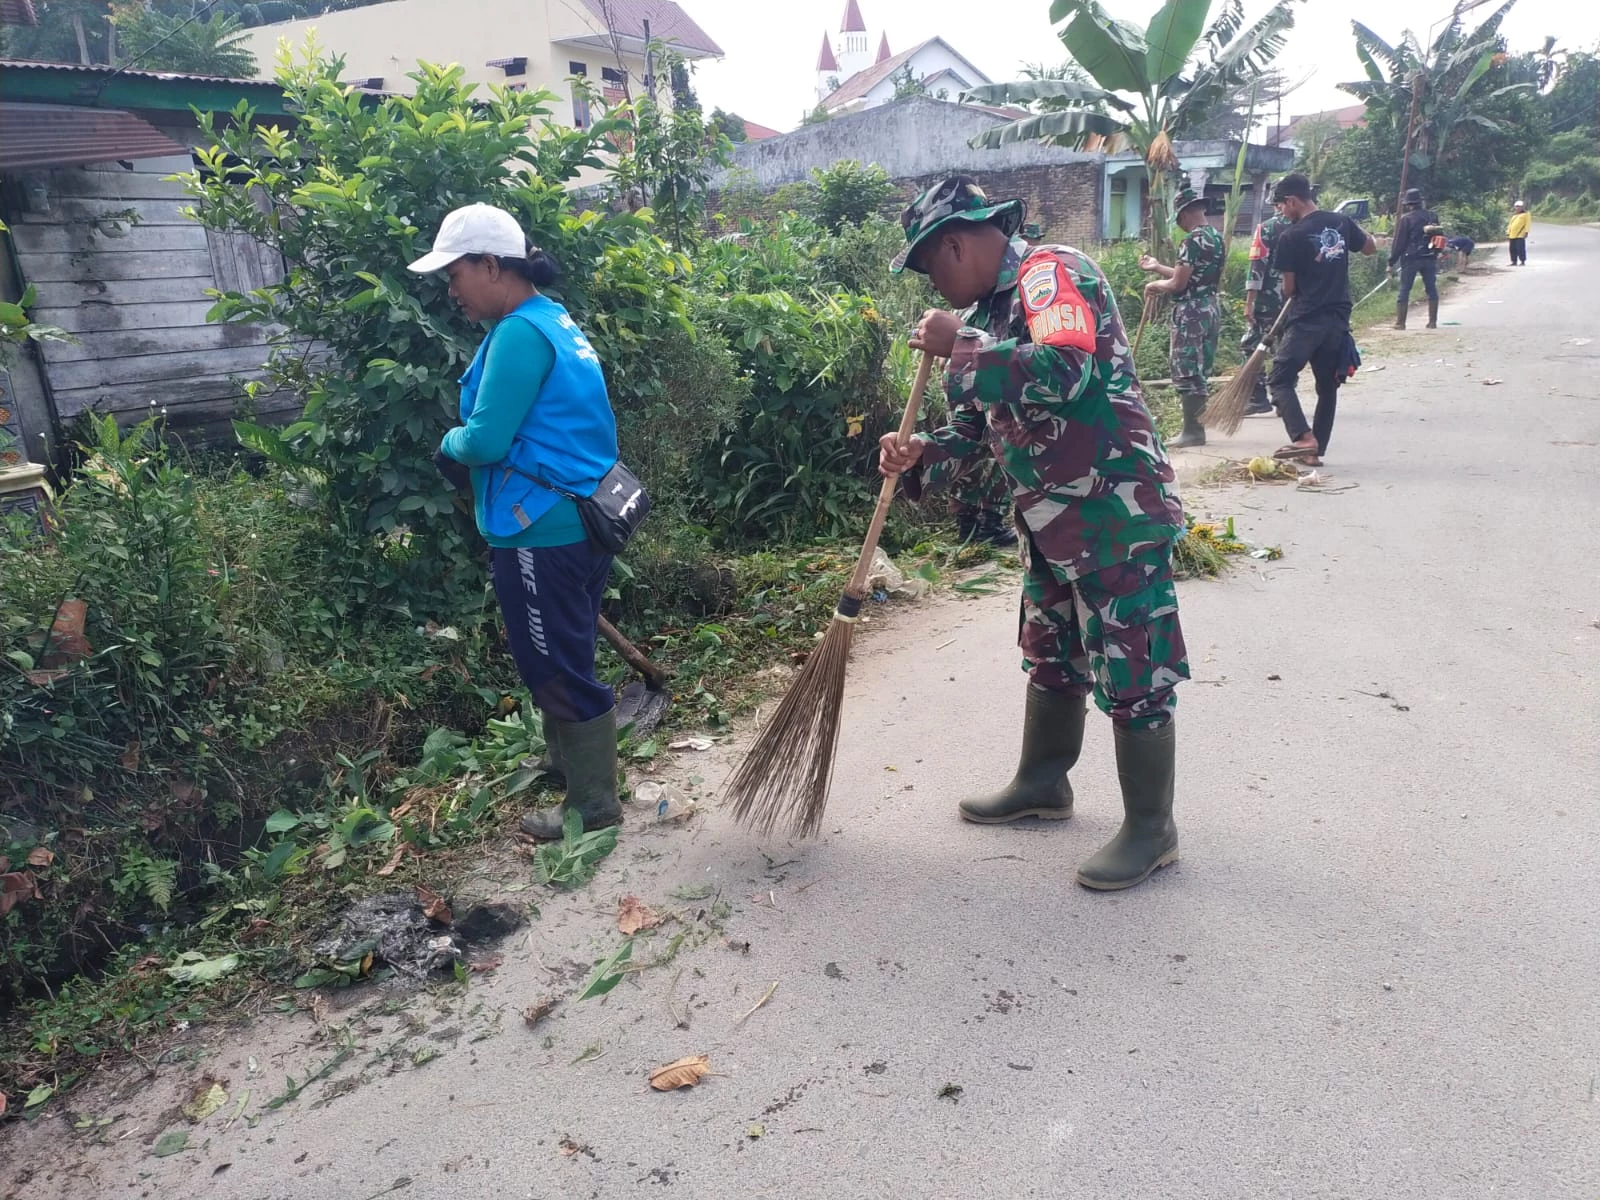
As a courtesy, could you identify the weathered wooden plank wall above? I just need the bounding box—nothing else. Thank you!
[6,148,298,442]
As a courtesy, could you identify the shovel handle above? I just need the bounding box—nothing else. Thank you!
[598,614,667,689]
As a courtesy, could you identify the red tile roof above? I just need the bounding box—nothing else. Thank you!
[820,37,989,110]
[742,119,780,140]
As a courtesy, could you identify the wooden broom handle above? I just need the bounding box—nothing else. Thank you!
[847,350,935,598]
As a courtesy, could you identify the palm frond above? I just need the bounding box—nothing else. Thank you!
[967,107,1131,151]
[963,79,1135,113]
[1352,21,1409,78]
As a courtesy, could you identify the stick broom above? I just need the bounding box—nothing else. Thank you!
[724,351,936,839]
[1202,275,1392,436]
[1199,302,1292,436]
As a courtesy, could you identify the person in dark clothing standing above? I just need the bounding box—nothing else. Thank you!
[1267,174,1377,465]
[1389,187,1442,330]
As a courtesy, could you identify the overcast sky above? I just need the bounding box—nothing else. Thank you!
[685,0,1599,133]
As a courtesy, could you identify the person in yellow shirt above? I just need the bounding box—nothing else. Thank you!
[1507,201,1531,266]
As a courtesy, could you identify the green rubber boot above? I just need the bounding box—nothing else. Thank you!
[1075,721,1179,890]
[526,719,565,788]
[1169,393,1206,448]
[519,709,622,840]
[958,685,1085,824]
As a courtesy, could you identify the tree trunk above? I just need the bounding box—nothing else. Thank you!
[72,14,91,64]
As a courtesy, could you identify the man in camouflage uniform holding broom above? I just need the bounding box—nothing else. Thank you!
[1140,186,1224,447]
[879,175,1190,892]
[1241,189,1290,416]
[940,431,1017,546]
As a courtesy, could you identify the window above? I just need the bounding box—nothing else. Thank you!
[601,66,627,106]
[569,62,590,128]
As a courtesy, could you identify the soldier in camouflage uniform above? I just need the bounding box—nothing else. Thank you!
[1242,192,1290,415]
[942,419,1017,546]
[1140,186,1224,447]
[879,175,1190,892]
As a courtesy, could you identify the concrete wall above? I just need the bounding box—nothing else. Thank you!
[719,97,1103,189]
[713,98,1105,249]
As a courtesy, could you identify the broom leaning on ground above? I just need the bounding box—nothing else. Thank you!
[725,351,936,839]
[1202,276,1392,436]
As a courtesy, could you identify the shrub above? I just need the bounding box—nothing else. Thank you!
[805,161,897,233]
[1436,198,1511,244]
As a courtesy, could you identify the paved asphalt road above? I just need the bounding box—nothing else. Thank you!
[5,224,1597,1200]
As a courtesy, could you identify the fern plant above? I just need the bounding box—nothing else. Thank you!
[113,850,179,914]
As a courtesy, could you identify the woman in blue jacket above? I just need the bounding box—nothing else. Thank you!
[409,203,621,840]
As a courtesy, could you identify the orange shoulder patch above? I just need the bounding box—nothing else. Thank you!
[1018,253,1097,352]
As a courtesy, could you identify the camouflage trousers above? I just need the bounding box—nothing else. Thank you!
[1242,301,1284,407]
[948,450,1010,519]
[1170,295,1222,398]
[1019,536,1189,728]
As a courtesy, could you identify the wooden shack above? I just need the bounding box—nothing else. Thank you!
[0,61,297,471]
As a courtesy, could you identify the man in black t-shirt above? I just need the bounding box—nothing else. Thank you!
[1267,174,1377,464]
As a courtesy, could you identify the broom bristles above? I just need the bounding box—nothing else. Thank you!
[1198,344,1268,436]
[723,609,856,840]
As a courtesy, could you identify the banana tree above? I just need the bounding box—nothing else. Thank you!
[964,0,1300,260]
[1340,0,1532,210]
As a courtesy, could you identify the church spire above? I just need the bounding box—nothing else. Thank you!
[841,0,866,33]
[817,31,839,72]
[876,32,890,63]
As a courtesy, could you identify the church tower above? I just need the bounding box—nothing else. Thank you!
[816,30,841,102]
[837,0,870,80]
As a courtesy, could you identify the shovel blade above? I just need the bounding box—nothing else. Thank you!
[616,679,670,740]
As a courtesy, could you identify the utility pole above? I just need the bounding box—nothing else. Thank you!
[642,17,654,100]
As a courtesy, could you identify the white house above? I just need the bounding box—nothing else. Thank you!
[812,0,989,115]
[244,0,722,129]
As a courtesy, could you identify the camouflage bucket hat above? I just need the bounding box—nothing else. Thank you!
[891,175,1026,274]
[1173,186,1207,216]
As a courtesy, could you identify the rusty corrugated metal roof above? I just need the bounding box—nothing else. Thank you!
[0,0,38,25]
[0,101,190,169]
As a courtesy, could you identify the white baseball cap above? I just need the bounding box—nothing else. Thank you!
[407,203,527,273]
[1513,199,1526,209]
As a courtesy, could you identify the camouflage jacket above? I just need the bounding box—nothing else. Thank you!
[1247,215,1289,325]
[905,239,1185,579]
[1175,223,1225,302]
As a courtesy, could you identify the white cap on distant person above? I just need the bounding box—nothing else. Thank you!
[407,203,526,273]
[1514,199,1527,209]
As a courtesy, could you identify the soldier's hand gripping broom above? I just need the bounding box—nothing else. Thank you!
[724,351,936,839]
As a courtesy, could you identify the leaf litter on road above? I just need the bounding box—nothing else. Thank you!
[616,895,663,935]
[649,1055,711,1091]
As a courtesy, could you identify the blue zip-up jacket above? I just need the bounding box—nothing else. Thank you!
[442,294,619,547]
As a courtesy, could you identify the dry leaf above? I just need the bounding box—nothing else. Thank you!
[182,1081,228,1123]
[25,847,53,869]
[0,872,39,917]
[375,845,407,877]
[648,1054,711,1091]
[0,1092,7,1117]
[522,997,557,1027]
[616,895,662,936]
[119,741,141,771]
[558,1136,584,1157]
[415,885,452,925]
[470,955,504,974]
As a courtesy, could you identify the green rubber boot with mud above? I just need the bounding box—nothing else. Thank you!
[1076,721,1179,889]
[519,708,623,840]
[958,685,1084,824]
